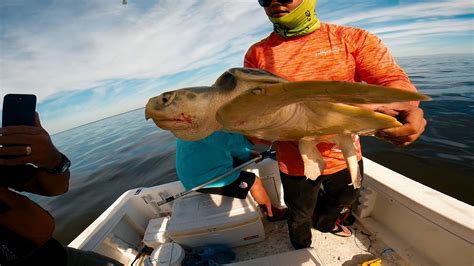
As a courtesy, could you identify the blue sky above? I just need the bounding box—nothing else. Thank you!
[1,0,473,133]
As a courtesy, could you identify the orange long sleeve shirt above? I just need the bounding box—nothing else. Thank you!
[244,23,417,176]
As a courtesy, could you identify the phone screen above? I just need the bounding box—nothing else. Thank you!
[2,94,37,127]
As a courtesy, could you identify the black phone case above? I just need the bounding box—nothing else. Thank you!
[2,94,37,127]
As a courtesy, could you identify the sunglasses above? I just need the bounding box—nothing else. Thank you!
[258,0,293,8]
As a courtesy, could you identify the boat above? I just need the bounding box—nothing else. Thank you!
[68,157,473,265]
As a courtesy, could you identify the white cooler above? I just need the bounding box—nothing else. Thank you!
[167,193,265,248]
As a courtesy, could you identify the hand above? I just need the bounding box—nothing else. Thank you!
[250,150,260,158]
[360,103,427,146]
[0,113,62,169]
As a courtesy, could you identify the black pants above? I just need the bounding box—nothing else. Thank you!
[280,160,363,249]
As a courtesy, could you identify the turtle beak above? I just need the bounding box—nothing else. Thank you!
[145,98,154,120]
[145,97,164,121]
[145,97,166,121]
[145,92,177,120]
[144,107,151,120]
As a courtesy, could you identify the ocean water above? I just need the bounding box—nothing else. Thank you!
[31,53,473,245]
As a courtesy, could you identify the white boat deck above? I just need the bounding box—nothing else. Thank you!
[231,218,403,265]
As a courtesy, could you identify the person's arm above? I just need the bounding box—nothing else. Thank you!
[246,136,272,146]
[230,148,253,162]
[230,141,262,162]
[352,30,417,95]
[20,170,70,196]
[0,113,70,196]
[351,30,427,146]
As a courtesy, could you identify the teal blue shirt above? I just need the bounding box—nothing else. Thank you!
[176,131,253,190]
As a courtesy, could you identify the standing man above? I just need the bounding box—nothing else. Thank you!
[244,0,427,249]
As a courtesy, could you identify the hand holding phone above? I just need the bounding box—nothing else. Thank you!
[1,94,59,165]
[0,113,63,169]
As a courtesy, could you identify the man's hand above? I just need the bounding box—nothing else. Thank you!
[361,103,427,146]
[0,113,61,169]
[250,150,261,158]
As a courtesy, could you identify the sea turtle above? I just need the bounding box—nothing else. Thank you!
[145,68,430,188]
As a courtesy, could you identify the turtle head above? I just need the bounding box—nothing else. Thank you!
[145,67,287,140]
[145,86,221,140]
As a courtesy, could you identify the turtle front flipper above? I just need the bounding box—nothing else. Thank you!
[298,139,326,181]
[332,134,361,189]
[216,80,430,127]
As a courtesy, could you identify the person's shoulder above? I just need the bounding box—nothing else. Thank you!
[247,33,273,51]
[323,23,370,38]
[321,23,375,49]
[244,33,273,64]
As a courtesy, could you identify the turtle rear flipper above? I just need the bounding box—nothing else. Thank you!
[332,134,362,189]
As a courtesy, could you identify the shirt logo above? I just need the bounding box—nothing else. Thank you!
[315,48,340,57]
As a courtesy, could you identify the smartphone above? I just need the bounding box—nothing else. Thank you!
[2,94,37,127]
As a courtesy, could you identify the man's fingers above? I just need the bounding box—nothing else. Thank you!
[380,108,426,134]
[384,133,421,146]
[377,125,423,139]
[374,106,400,117]
[0,157,33,166]
[377,122,425,146]
[0,146,31,156]
[360,102,426,147]
[378,124,417,138]
[353,104,397,116]
[0,126,43,135]
[376,109,426,146]
[0,133,38,145]
[34,112,43,127]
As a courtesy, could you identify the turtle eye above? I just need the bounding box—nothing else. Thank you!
[159,92,176,107]
[214,72,236,92]
[251,88,264,95]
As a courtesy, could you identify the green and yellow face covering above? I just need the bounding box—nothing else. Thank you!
[269,0,320,38]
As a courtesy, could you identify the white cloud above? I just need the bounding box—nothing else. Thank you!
[329,0,472,25]
[373,19,473,41]
[1,0,269,102]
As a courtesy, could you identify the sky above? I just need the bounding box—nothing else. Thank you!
[1,0,473,134]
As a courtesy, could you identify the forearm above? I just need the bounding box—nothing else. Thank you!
[246,136,272,145]
[0,187,55,246]
[20,170,70,196]
[380,79,419,107]
[231,148,253,161]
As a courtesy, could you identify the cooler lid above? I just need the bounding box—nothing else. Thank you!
[145,216,169,234]
[167,193,260,236]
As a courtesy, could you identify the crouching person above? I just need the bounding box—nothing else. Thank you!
[176,131,287,222]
